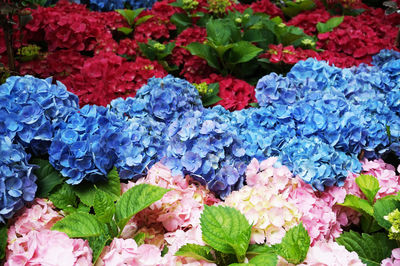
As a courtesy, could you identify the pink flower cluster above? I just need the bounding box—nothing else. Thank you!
[5,199,92,265]
[381,248,400,266]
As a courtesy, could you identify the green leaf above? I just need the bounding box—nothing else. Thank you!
[175,244,215,262]
[49,183,77,210]
[356,174,380,204]
[117,27,133,35]
[249,253,278,266]
[202,95,222,107]
[228,41,263,64]
[94,189,116,223]
[248,103,260,108]
[337,194,374,216]
[170,13,192,33]
[0,224,7,260]
[31,158,65,198]
[185,42,221,70]
[373,198,400,230]
[88,233,111,264]
[63,202,91,215]
[115,184,168,230]
[116,8,145,26]
[336,231,397,266]
[316,16,344,33]
[281,0,315,17]
[52,212,104,238]
[360,215,383,234]
[276,223,310,264]
[135,15,153,26]
[246,244,275,256]
[206,19,234,46]
[200,205,251,262]
[73,167,120,207]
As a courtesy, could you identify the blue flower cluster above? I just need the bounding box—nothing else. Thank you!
[163,108,247,198]
[0,75,78,221]
[247,51,400,189]
[85,0,157,11]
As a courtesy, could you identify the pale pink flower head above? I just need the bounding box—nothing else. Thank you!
[96,238,163,266]
[6,229,92,266]
[121,162,219,233]
[11,198,63,236]
[224,185,300,244]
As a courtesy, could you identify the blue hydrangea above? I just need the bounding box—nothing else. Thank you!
[372,49,400,68]
[162,108,247,198]
[279,136,362,190]
[0,136,37,223]
[255,73,297,106]
[49,104,157,184]
[0,75,79,155]
[86,0,157,12]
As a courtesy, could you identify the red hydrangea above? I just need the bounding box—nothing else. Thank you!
[260,44,321,65]
[230,0,283,18]
[316,8,400,66]
[62,53,167,106]
[287,7,331,35]
[200,74,256,111]
[25,0,121,52]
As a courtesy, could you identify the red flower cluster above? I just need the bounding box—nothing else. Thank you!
[25,0,123,52]
[260,44,321,65]
[317,8,400,67]
[62,53,167,106]
[200,74,256,111]
[231,0,283,18]
[287,7,331,35]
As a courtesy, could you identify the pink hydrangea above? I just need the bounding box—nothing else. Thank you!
[9,198,62,236]
[121,162,219,233]
[246,158,343,244]
[6,229,92,266]
[96,238,163,266]
[224,184,301,244]
[163,227,216,265]
[381,248,400,266]
[299,240,364,266]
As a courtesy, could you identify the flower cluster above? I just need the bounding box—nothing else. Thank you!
[163,108,247,198]
[260,44,321,65]
[87,0,157,11]
[382,249,400,266]
[224,185,300,244]
[5,199,92,265]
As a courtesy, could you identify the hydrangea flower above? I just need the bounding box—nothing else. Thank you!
[381,248,400,266]
[163,108,247,198]
[0,137,37,223]
[0,75,79,154]
[224,185,300,244]
[121,162,219,232]
[86,0,158,11]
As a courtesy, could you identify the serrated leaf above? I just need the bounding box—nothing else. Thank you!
[52,212,104,238]
[317,16,344,33]
[185,42,221,70]
[0,224,7,260]
[49,183,77,210]
[276,223,310,264]
[338,194,374,216]
[88,233,111,264]
[117,27,133,35]
[63,202,91,215]
[281,0,315,17]
[248,253,278,266]
[200,205,251,262]
[175,244,215,262]
[356,174,380,204]
[73,167,120,206]
[206,20,234,46]
[135,15,153,26]
[170,13,192,32]
[115,184,168,230]
[373,198,400,230]
[116,8,144,26]
[31,158,64,197]
[246,244,275,255]
[202,95,222,107]
[94,189,116,223]
[336,231,396,266]
[228,41,263,64]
